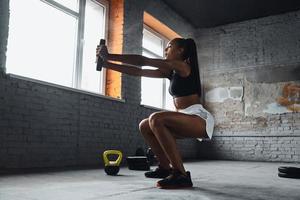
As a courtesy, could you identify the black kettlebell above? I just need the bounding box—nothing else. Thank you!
[103,150,123,176]
[105,165,120,176]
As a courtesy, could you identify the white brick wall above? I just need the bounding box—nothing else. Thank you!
[196,10,300,162]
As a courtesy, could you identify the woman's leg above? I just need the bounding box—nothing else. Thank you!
[139,118,170,169]
[148,111,207,175]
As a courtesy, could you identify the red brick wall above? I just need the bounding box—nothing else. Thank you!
[105,0,124,98]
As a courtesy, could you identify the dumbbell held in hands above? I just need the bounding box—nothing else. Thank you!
[96,39,107,71]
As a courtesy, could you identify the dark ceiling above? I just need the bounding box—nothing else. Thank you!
[161,0,300,28]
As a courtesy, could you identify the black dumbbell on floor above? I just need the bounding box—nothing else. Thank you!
[126,147,150,171]
[278,166,300,179]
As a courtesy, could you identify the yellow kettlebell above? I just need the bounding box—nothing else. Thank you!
[102,150,123,175]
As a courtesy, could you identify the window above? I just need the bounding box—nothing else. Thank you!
[6,0,108,94]
[141,27,175,110]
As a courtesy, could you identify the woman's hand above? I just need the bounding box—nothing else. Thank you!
[96,45,108,60]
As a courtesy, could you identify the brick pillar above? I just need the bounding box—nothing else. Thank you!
[105,0,124,99]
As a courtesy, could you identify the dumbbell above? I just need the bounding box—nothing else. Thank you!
[126,156,150,171]
[102,150,123,175]
[278,166,300,179]
[126,147,150,171]
[96,39,106,71]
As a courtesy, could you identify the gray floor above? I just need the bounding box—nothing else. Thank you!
[0,160,300,200]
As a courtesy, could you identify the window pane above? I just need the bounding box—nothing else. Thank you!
[141,77,163,108]
[165,80,176,110]
[53,0,79,12]
[141,51,163,108]
[81,0,105,93]
[7,0,77,87]
[142,29,164,56]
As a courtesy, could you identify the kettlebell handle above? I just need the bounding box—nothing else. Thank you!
[103,150,123,166]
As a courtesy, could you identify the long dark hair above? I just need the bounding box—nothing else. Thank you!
[173,38,201,97]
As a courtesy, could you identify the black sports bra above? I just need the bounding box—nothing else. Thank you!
[168,69,200,98]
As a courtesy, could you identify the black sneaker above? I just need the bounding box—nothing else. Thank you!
[156,170,193,189]
[144,167,171,179]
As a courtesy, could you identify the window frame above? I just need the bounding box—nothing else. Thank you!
[7,0,109,95]
[75,0,109,94]
[142,25,171,109]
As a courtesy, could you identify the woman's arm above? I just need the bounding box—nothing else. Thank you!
[105,61,170,78]
[107,54,145,67]
[108,54,190,77]
[97,45,190,77]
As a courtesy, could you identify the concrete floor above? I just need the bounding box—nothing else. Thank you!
[0,161,300,200]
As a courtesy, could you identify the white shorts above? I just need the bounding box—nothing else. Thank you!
[178,104,214,140]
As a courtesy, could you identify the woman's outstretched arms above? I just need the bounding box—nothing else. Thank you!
[97,45,190,77]
[107,54,190,77]
[105,61,170,78]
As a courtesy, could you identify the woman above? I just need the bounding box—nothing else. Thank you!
[97,38,214,189]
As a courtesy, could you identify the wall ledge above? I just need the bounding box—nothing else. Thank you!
[7,73,126,103]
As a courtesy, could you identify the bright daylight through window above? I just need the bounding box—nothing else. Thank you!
[141,28,175,110]
[6,0,107,94]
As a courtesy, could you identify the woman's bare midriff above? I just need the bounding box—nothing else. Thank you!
[173,94,201,110]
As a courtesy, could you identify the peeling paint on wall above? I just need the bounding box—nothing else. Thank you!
[263,102,292,114]
[245,82,300,116]
[205,86,243,103]
[276,83,300,112]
